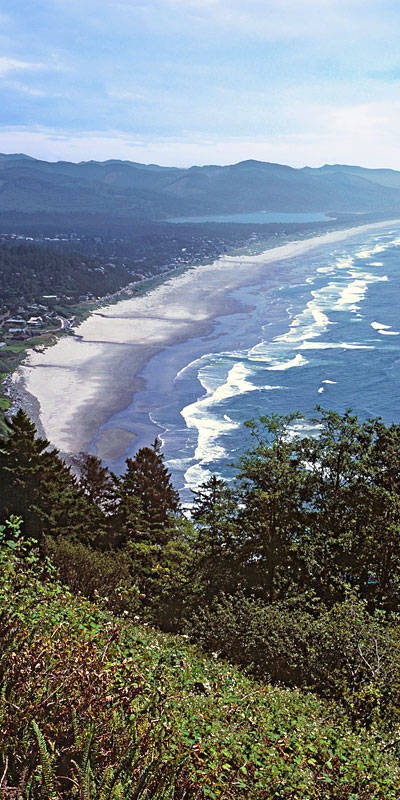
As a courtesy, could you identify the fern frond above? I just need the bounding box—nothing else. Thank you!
[72,707,80,748]
[124,758,164,800]
[97,766,115,800]
[98,731,139,798]
[81,725,94,776]
[32,720,58,800]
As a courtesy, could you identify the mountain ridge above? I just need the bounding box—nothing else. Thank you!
[1,152,400,219]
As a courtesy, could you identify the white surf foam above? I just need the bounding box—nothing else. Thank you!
[356,244,385,259]
[267,353,308,370]
[181,361,254,465]
[334,274,387,311]
[371,321,391,330]
[296,341,373,350]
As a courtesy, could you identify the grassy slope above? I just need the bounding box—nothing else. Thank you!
[2,537,400,799]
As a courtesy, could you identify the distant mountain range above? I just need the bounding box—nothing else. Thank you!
[1,153,400,220]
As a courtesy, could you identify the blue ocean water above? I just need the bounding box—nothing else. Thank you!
[106,225,400,500]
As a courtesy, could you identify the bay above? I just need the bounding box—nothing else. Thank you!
[167,211,331,224]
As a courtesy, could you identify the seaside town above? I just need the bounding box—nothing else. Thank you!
[0,223,284,347]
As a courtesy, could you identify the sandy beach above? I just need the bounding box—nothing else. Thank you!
[10,218,400,464]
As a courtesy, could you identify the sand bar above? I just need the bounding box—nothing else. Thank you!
[11,218,400,463]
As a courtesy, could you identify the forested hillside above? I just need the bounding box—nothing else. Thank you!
[3,407,400,795]
[0,243,133,305]
[2,153,400,218]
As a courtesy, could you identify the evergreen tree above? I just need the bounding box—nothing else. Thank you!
[0,410,53,541]
[0,409,97,543]
[295,408,374,601]
[191,476,240,598]
[237,413,307,602]
[79,454,112,506]
[119,438,179,542]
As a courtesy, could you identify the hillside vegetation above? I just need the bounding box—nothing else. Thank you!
[0,243,133,305]
[3,408,400,795]
[2,521,400,799]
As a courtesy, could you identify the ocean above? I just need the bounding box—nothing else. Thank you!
[102,224,400,501]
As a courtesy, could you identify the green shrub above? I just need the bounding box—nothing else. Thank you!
[1,525,400,797]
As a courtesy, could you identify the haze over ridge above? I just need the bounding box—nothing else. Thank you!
[1,153,400,219]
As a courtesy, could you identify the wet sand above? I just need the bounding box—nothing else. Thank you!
[11,218,400,463]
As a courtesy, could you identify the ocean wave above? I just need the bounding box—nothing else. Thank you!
[267,353,308,370]
[336,256,355,270]
[333,275,387,310]
[356,244,386,259]
[371,321,391,330]
[180,361,253,464]
[184,462,213,491]
[296,341,374,350]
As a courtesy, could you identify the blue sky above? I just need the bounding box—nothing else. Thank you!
[1,0,400,167]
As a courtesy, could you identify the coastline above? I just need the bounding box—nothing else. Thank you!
[11,217,400,465]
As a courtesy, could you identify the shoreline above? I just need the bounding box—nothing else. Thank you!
[11,217,400,465]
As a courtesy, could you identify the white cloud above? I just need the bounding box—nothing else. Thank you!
[2,80,63,97]
[1,107,400,169]
[0,57,46,79]
[113,0,387,40]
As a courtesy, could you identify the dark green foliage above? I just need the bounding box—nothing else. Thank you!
[9,405,400,793]
[79,454,113,507]
[0,242,133,303]
[188,408,400,610]
[2,527,400,799]
[107,440,179,549]
[191,476,241,599]
[186,591,400,730]
[0,409,105,544]
[293,409,400,606]
[237,412,307,602]
[43,536,139,614]
[121,439,180,539]
[103,441,183,613]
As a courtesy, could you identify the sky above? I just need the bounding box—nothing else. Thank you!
[1,0,400,168]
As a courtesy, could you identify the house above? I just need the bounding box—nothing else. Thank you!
[7,328,27,337]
